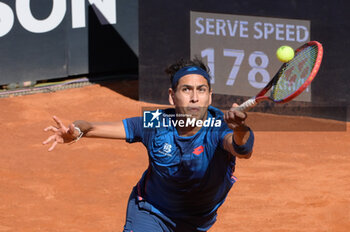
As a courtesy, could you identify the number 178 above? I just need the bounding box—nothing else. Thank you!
[201,48,271,89]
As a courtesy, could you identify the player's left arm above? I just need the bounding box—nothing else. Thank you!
[222,103,254,159]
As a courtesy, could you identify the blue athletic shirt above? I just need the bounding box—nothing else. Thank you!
[122,106,238,219]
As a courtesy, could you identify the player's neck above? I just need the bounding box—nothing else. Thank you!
[176,125,201,137]
[175,111,208,137]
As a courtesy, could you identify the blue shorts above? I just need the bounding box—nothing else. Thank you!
[123,187,217,232]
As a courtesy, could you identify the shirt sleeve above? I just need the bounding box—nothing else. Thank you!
[122,117,144,143]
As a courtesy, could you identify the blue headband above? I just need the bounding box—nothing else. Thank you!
[172,66,210,88]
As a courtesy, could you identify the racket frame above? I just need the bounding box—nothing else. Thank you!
[237,41,323,111]
[272,41,323,104]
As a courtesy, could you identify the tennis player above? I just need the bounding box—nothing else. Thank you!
[43,58,254,232]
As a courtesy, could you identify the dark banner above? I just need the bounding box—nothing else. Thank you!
[0,0,138,85]
[139,0,350,120]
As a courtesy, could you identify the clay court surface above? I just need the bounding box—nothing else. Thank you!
[0,79,349,232]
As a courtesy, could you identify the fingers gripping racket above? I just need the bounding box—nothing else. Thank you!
[237,41,323,112]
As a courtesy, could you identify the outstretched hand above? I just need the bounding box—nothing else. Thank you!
[42,116,79,151]
[223,103,248,131]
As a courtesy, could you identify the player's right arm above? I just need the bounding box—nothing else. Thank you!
[42,116,126,151]
[73,120,126,139]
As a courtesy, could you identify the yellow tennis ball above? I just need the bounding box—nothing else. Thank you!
[276,45,295,63]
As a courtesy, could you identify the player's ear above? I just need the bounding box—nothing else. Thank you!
[168,88,175,105]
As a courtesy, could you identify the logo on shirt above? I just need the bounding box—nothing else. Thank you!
[159,143,172,156]
[163,143,172,153]
[193,145,204,155]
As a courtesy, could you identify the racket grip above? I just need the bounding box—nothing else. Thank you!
[236,98,257,112]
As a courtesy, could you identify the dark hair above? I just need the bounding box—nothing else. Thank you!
[165,57,211,90]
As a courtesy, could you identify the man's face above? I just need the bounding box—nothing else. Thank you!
[169,74,212,121]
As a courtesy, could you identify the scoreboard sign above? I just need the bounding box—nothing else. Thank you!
[190,11,311,101]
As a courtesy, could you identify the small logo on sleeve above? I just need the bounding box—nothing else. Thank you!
[192,145,204,155]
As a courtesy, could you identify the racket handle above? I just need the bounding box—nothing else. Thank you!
[236,98,257,112]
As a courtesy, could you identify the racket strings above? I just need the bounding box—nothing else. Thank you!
[272,45,318,101]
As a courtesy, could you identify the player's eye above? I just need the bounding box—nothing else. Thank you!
[198,87,207,93]
[182,87,190,92]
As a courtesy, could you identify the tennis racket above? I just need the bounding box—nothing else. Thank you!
[237,41,323,112]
